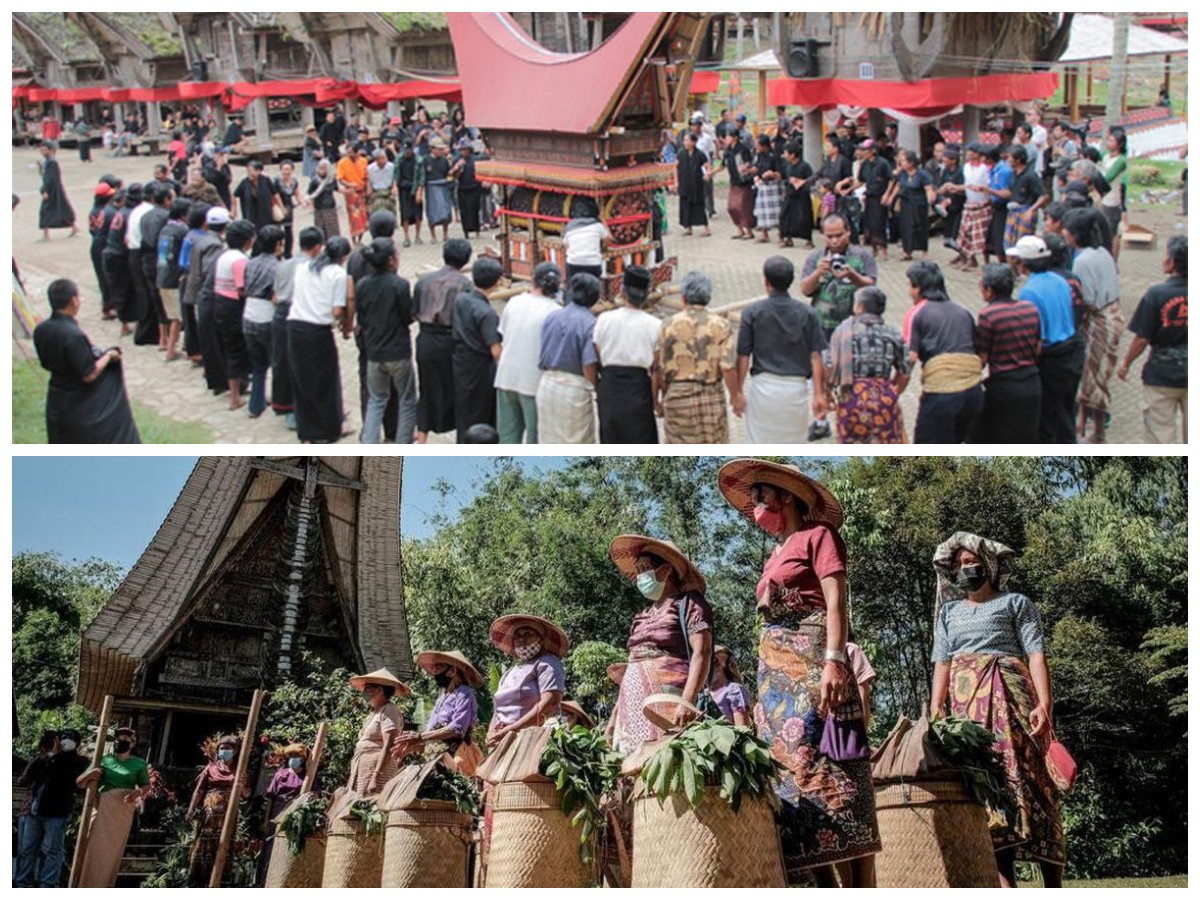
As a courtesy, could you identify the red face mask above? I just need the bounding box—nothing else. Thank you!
[753,504,786,535]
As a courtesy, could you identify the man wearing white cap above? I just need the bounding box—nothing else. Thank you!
[1006,235,1082,442]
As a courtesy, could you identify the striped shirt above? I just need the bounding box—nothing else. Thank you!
[932,592,1046,663]
[976,297,1042,373]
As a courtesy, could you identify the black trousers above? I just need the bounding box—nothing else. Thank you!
[915,384,984,444]
[973,365,1041,443]
[1037,337,1085,443]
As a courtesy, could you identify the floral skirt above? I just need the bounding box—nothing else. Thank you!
[949,653,1065,864]
[613,654,689,758]
[836,378,906,444]
[755,614,881,879]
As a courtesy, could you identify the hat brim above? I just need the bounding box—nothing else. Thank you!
[349,669,412,695]
[607,663,628,686]
[489,614,569,659]
[642,693,702,732]
[416,651,484,689]
[560,701,595,729]
[718,458,844,531]
[609,534,706,593]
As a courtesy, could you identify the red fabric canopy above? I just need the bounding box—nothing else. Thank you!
[768,72,1060,114]
[689,70,721,95]
[448,12,666,135]
[177,81,229,101]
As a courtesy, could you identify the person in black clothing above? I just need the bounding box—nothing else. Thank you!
[778,141,814,249]
[856,141,893,259]
[319,110,341,163]
[450,140,483,238]
[37,142,78,241]
[884,149,935,261]
[348,212,402,442]
[395,144,424,247]
[101,189,134,333]
[676,131,711,236]
[89,182,119,318]
[203,147,233,209]
[357,237,418,443]
[222,113,246,152]
[414,239,474,440]
[33,279,140,443]
[933,144,966,252]
[452,257,503,441]
[15,729,89,887]
[233,160,282,233]
[138,183,174,349]
[723,131,757,239]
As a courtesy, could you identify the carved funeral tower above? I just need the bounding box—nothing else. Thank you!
[75,457,410,777]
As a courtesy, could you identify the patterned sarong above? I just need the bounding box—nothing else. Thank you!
[1003,204,1038,250]
[727,184,757,230]
[836,378,906,444]
[1078,303,1124,412]
[753,181,783,230]
[755,612,881,878]
[369,189,395,216]
[613,654,690,757]
[345,189,368,237]
[535,370,595,444]
[314,205,340,240]
[949,653,1065,864]
[187,788,230,886]
[958,201,992,257]
[663,380,727,444]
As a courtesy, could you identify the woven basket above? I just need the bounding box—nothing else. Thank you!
[320,815,385,888]
[381,801,474,888]
[263,830,327,888]
[874,779,999,888]
[631,787,787,887]
[484,778,592,888]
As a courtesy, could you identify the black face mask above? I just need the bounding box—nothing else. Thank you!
[114,740,133,754]
[956,564,988,592]
[433,673,453,689]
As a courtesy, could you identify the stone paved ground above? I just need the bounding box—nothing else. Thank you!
[12,147,1186,444]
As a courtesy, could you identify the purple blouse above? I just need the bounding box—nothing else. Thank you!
[265,766,304,818]
[711,681,751,723]
[491,655,567,726]
[426,685,478,738]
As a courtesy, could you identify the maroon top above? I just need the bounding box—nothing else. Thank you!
[197,760,236,795]
[756,523,847,614]
[627,592,713,659]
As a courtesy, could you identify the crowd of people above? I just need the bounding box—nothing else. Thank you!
[26,103,1187,444]
[17,462,1065,888]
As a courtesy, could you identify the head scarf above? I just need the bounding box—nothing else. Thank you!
[931,531,1016,609]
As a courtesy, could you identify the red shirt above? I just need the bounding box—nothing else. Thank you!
[756,522,847,614]
[42,118,61,141]
[168,139,188,164]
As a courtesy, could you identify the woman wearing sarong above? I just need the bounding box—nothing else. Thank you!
[1063,207,1123,444]
[928,532,1065,888]
[752,134,783,244]
[675,132,711,236]
[393,650,482,772]
[75,727,150,887]
[306,160,341,239]
[186,734,250,887]
[779,141,814,248]
[336,145,369,244]
[418,139,454,244]
[38,142,79,241]
[884,150,935,261]
[723,132,757,240]
[718,459,880,888]
[593,266,660,444]
[828,286,910,444]
[347,668,409,796]
[1001,146,1046,252]
[955,143,993,270]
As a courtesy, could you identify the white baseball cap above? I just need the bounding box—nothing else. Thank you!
[1004,235,1051,260]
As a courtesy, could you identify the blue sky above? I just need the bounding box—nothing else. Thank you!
[11,457,570,570]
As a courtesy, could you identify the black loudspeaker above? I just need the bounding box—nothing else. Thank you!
[786,39,820,79]
[191,60,209,82]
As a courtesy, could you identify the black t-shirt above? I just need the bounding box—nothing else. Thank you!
[1128,275,1187,387]
[909,298,977,364]
[356,271,414,363]
[737,292,828,377]
[724,144,754,188]
[818,154,852,187]
[222,121,244,146]
[451,289,501,355]
[103,208,129,256]
[897,168,932,206]
[1010,167,1044,207]
[25,752,88,818]
[938,164,966,213]
[860,157,893,198]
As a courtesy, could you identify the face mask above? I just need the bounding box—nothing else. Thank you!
[753,503,786,535]
[60,740,77,753]
[218,748,234,762]
[114,740,133,754]
[433,672,453,689]
[514,642,542,663]
[287,757,304,771]
[956,564,988,592]
[636,570,667,602]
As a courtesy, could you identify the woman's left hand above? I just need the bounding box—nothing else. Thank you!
[1029,703,1052,738]
[486,726,507,748]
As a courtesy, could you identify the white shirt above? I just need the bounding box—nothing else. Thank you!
[288,263,347,326]
[1030,124,1048,175]
[593,305,661,370]
[695,130,716,161]
[962,162,990,205]
[495,291,559,396]
[125,202,153,249]
[563,221,610,267]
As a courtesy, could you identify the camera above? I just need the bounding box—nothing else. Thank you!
[829,253,847,274]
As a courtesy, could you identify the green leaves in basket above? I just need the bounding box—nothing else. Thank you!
[539,722,623,865]
[347,798,386,836]
[416,765,482,816]
[278,795,329,855]
[930,715,1018,827]
[639,719,780,812]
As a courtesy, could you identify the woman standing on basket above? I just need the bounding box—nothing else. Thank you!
[718,458,880,888]
[928,532,1065,888]
[347,668,409,796]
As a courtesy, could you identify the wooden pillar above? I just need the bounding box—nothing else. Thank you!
[1164,55,1172,101]
[757,71,767,125]
[147,100,161,137]
[803,108,823,171]
[866,108,886,141]
[251,96,271,140]
[962,105,981,147]
[1068,68,1080,121]
[1086,64,1094,103]
[898,119,921,156]
[68,695,115,887]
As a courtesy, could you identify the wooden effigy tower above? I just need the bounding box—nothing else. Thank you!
[448,13,713,300]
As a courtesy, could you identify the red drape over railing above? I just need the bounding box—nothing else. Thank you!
[767,73,1061,115]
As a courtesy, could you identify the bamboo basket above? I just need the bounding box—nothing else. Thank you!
[484,777,591,888]
[874,779,999,888]
[381,800,474,888]
[631,786,787,887]
[321,814,384,888]
[263,831,327,888]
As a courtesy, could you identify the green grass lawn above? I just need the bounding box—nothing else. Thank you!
[12,355,214,444]
[1019,876,1187,889]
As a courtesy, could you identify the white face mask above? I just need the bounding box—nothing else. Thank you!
[60,740,77,753]
[636,570,667,602]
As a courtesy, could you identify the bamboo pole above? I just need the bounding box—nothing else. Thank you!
[208,689,266,888]
[301,721,329,795]
[68,694,115,887]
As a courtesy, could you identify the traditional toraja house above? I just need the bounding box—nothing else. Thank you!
[75,456,410,785]
[447,12,716,299]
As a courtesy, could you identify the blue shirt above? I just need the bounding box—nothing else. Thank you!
[931,592,1046,663]
[1018,271,1075,345]
[988,161,1013,196]
[425,685,478,738]
[538,303,599,375]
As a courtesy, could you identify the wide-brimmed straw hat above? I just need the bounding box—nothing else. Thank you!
[717,458,844,530]
[609,535,706,593]
[560,700,595,729]
[607,663,628,686]
[349,668,411,695]
[489,614,570,659]
[641,694,702,732]
[416,650,484,689]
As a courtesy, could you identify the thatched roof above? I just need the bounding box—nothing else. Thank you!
[76,457,409,711]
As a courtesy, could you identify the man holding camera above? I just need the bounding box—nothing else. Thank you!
[799,213,877,439]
